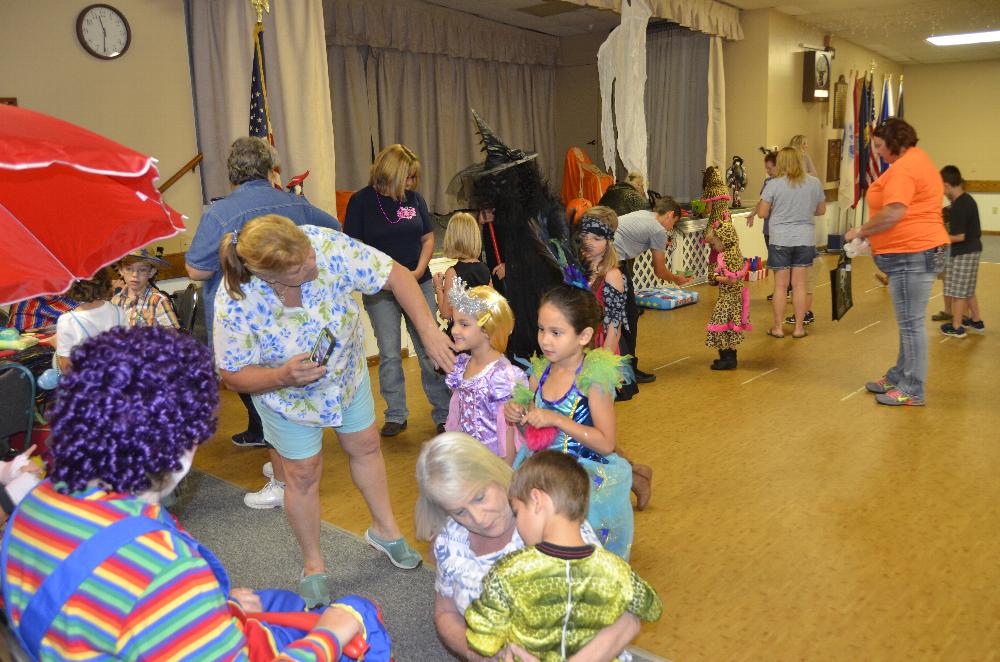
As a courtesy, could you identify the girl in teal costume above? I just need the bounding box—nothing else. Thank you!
[506,285,633,560]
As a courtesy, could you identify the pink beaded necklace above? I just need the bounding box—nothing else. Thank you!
[376,190,417,224]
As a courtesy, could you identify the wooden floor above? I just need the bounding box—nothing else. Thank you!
[195,254,1000,661]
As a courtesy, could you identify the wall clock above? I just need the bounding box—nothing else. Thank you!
[76,4,131,60]
[802,51,831,102]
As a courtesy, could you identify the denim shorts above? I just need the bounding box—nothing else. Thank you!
[873,244,949,276]
[768,245,817,270]
[253,369,376,460]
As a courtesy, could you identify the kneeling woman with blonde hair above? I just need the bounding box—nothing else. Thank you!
[416,432,641,661]
[214,214,455,606]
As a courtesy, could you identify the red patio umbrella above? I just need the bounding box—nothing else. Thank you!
[0,105,185,305]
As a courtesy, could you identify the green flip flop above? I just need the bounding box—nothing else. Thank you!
[298,571,331,608]
[365,528,423,570]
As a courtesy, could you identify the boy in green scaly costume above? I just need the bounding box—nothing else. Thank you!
[465,451,662,661]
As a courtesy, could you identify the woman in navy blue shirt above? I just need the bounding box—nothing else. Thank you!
[345,145,452,437]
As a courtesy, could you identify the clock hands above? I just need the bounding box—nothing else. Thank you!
[99,16,107,52]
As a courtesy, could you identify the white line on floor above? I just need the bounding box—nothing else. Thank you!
[939,336,951,343]
[816,281,830,288]
[841,386,866,402]
[653,356,689,370]
[929,293,943,300]
[854,321,881,334]
[864,285,885,293]
[742,368,778,385]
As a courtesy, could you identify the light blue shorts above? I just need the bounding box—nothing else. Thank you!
[252,370,376,460]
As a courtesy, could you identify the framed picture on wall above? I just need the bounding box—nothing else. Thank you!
[832,75,848,129]
[827,139,842,183]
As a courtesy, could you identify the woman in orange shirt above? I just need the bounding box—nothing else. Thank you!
[845,119,949,406]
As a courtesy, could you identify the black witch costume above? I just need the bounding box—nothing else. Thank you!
[448,111,571,361]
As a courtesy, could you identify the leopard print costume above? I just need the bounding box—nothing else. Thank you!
[705,221,751,349]
[702,166,730,228]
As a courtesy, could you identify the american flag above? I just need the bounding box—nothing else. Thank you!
[862,75,882,189]
[249,23,273,144]
[866,76,891,186]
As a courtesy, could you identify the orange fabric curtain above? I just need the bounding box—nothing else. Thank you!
[561,147,613,206]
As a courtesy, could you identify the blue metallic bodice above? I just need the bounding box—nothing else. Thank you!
[535,364,609,465]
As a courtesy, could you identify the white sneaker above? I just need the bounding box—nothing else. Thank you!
[244,479,284,509]
[262,462,273,479]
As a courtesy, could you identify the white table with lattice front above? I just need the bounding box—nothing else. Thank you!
[631,211,766,289]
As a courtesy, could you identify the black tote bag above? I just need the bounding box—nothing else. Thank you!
[831,253,853,321]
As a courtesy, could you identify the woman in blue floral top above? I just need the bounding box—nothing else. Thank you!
[214,215,455,607]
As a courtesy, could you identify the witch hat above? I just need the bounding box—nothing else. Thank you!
[447,110,538,201]
[472,109,537,173]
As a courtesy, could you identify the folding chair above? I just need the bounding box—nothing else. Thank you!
[172,284,201,334]
[0,363,35,456]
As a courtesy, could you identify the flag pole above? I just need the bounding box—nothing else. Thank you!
[249,0,274,146]
[251,0,269,24]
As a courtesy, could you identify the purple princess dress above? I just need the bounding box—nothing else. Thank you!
[444,354,527,459]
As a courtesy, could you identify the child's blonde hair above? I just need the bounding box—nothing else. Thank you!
[468,286,514,354]
[776,147,806,187]
[578,205,620,280]
[443,212,482,261]
[448,281,515,353]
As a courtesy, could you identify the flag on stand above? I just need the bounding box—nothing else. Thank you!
[863,74,881,188]
[879,76,894,172]
[867,76,891,184]
[838,69,857,212]
[857,73,873,194]
[851,73,862,207]
[249,22,274,145]
[896,75,904,119]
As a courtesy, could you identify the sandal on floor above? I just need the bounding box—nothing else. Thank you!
[766,329,785,339]
[365,528,423,569]
[298,571,331,608]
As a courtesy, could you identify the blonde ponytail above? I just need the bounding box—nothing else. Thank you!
[219,232,252,300]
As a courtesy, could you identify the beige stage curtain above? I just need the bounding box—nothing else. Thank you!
[324,0,558,66]
[187,0,338,216]
[562,0,742,41]
[706,35,726,170]
[324,0,558,214]
[645,25,709,202]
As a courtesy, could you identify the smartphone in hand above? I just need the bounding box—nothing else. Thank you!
[311,328,337,366]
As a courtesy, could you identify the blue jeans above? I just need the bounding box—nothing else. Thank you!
[874,245,948,400]
[362,279,450,425]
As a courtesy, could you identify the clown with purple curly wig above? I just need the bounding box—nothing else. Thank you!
[2,327,391,661]
[48,324,218,495]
